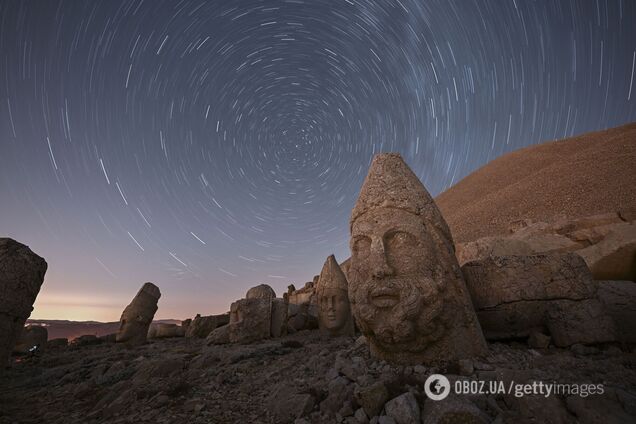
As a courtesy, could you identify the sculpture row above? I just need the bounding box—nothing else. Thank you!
[0,153,626,368]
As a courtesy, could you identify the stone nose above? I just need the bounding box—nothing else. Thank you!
[370,238,394,279]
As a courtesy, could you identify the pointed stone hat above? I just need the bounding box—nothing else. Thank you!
[350,153,453,243]
[317,255,348,292]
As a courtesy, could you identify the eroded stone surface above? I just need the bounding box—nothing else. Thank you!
[245,284,276,300]
[595,280,636,343]
[462,253,616,345]
[457,213,636,282]
[316,255,354,338]
[348,153,487,364]
[115,283,161,345]
[0,238,47,367]
[148,323,182,339]
[227,298,272,344]
[185,313,230,338]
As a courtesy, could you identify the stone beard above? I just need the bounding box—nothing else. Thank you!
[348,207,483,363]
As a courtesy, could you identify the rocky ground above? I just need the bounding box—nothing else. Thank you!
[1,332,635,424]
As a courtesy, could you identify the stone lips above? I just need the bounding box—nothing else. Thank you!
[0,238,47,367]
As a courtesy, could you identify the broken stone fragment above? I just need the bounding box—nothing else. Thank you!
[147,323,182,339]
[185,313,230,338]
[228,297,271,343]
[245,283,276,300]
[354,382,390,418]
[270,298,288,338]
[115,282,161,345]
[595,280,636,343]
[462,253,616,346]
[384,392,420,424]
[0,238,47,367]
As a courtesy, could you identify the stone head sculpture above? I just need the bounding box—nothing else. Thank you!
[116,282,161,344]
[348,153,487,364]
[317,255,355,337]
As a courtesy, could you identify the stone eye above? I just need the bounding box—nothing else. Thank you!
[353,236,371,257]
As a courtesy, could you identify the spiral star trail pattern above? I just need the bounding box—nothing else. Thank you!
[1,0,635,320]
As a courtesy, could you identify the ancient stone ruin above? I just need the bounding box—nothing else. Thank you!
[115,282,161,345]
[208,284,283,344]
[456,211,636,282]
[185,313,229,338]
[347,153,488,364]
[462,252,617,346]
[0,238,47,367]
[316,255,354,338]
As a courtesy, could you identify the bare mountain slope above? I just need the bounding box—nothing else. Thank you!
[436,122,636,243]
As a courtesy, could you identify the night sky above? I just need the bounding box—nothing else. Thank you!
[1,0,635,321]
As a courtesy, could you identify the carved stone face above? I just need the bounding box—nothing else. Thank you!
[349,207,448,353]
[319,288,351,331]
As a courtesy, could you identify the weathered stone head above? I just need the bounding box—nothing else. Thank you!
[116,282,161,345]
[0,238,47,367]
[348,153,487,364]
[316,255,355,337]
[245,284,276,301]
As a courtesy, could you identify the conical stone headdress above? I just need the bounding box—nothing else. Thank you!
[317,255,348,292]
[350,153,453,245]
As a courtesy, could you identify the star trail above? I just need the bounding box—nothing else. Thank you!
[1,0,635,320]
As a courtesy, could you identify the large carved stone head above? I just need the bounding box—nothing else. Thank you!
[348,153,486,364]
[316,255,354,337]
[116,282,161,344]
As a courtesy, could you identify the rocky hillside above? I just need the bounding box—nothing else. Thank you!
[1,331,634,424]
[436,123,636,243]
[26,319,182,341]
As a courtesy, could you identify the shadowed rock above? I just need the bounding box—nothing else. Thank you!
[228,297,271,343]
[13,325,48,354]
[316,255,354,338]
[462,253,616,346]
[115,282,161,345]
[185,313,229,338]
[348,153,487,364]
[148,323,182,339]
[0,238,47,367]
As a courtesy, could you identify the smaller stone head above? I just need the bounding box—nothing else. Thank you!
[317,255,354,337]
[116,282,161,344]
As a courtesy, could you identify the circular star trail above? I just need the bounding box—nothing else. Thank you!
[1,0,635,320]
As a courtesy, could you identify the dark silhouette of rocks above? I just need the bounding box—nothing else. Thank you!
[0,238,47,367]
[115,282,161,345]
[1,332,634,423]
[13,325,48,354]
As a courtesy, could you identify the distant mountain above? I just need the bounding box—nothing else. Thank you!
[436,122,636,243]
[26,319,182,340]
